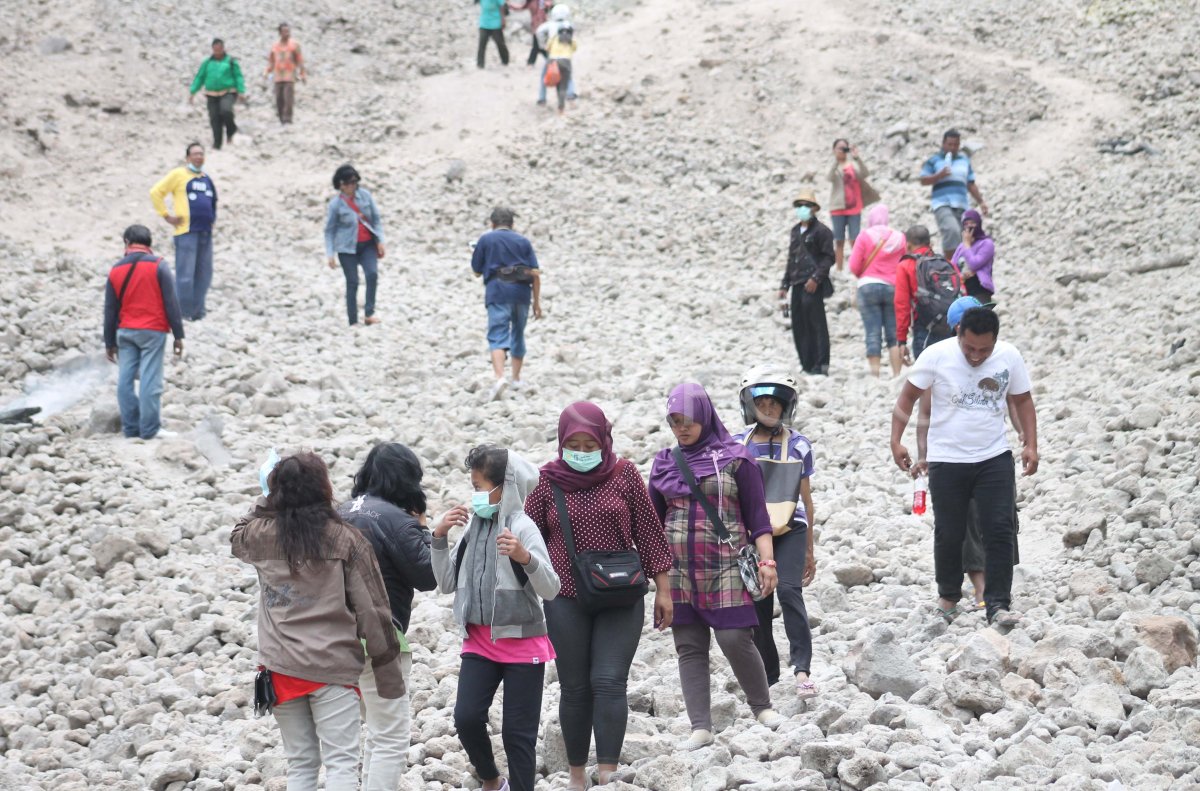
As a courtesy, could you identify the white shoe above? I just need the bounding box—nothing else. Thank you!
[677,729,713,750]
[487,378,507,401]
[509,379,526,392]
[150,428,178,439]
[756,709,786,729]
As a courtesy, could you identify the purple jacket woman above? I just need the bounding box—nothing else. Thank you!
[951,209,995,300]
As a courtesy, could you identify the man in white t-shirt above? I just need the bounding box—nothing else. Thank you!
[889,304,1039,626]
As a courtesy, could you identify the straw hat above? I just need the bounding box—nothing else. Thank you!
[792,189,820,211]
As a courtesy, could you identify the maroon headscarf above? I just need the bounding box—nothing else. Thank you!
[539,401,621,493]
[648,382,756,498]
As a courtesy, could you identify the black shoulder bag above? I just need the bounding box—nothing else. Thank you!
[253,667,276,716]
[551,483,648,613]
[670,448,765,601]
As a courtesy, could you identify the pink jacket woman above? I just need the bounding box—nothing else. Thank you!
[848,204,906,284]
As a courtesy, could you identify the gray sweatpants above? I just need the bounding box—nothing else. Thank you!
[672,624,772,731]
[554,58,573,110]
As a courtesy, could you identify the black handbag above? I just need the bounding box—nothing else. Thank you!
[670,448,765,601]
[551,484,648,613]
[253,667,277,716]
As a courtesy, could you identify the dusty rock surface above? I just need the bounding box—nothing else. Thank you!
[1,0,1198,789]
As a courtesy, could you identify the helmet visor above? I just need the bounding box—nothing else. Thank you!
[748,384,793,403]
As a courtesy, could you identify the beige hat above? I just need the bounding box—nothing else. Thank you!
[792,189,820,211]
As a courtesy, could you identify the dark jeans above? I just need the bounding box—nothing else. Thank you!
[913,324,952,359]
[477,28,509,68]
[790,287,829,374]
[454,655,544,791]
[965,277,993,302]
[205,93,237,149]
[338,241,379,325]
[928,451,1016,617]
[544,596,643,766]
[553,58,573,110]
[527,38,543,66]
[274,81,295,124]
[752,526,813,682]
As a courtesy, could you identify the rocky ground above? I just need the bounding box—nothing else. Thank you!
[1,0,1198,789]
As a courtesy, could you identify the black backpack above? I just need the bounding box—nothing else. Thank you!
[914,254,963,335]
[557,26,574,45]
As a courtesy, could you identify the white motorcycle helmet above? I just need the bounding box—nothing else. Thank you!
[550,4,571,22]
[738,365,799,429]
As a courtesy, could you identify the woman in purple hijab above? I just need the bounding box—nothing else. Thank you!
[952,209,995,301]
[647,383,786,749]
[525,402,673,788]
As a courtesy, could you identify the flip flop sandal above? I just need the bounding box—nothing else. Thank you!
[936,604,962,624]
[797,679,819,699]
[975,601,986,611]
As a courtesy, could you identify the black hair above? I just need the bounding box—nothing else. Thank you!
[832,138,849,150]
[279,22,290,31]
[185,141,204,156]
[943,128,961,141]
[905,225,931,247]
[123,224,152,247]
[959,307,1000,338]
[351,442,427,514]
[489,207,515,228]
[256,452,339,572]
[465,445,508,488]
[332,164,360,189]
[212,38,224,46]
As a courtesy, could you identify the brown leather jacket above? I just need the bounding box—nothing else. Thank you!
[232,511,406,698]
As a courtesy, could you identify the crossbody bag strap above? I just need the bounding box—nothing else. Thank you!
[550,484,578,561]
[116,255,147,308]
[863,233,888,270]
[670,447,735,546]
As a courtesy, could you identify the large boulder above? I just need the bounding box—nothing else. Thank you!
[1123,646,1169,698]
[944,669,1006,715]
[1113,613,1198,673]
[843,625,926,700]
[1017,625,1114,684]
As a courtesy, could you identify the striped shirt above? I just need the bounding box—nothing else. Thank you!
[920,151,975,210]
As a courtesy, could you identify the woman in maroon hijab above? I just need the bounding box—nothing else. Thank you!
[525,401,673,789]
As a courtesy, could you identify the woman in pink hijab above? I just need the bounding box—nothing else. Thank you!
[848,204,906,377]
[525,401,673,789]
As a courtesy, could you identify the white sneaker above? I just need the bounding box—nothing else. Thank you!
[677,729,713,750]
[487,378,507,401]
[757,709,786,729]
[150,429,178,439]
[509,379,526,392]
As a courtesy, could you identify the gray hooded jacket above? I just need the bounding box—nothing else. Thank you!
[432,450,560,640]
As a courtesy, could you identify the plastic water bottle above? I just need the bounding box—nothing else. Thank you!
[779,298,790,319]
[912,474,927,515]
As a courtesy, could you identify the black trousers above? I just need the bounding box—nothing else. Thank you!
[928,451,1016,616]
[454,654,544,791]
[477,27,509,68]
[752,526,813,683]
[205,93,237,149]
[790,287,830,374]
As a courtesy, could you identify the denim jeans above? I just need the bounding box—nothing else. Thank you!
[486,302,530,359]
[928,451,1017,617]
[538,60,578,103]
[173,229,213,320]
[272,684,361,791]
[856,282,897,357]
[831,213,861,242]
[338,241,379,325]
[359,653,412,791]
[544,596,643,766]
[753,526,813,680]
[912,324,952,359]
[454,655,545,791]
[116,329,167,439]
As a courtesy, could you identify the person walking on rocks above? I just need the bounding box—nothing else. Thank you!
[525,402,674,788]
[150,142,218,321]
[264,23,306,125]
[188,38,246,150]
[648,383,786,750]
[477,0,510,68]
[778,189,835,376]
[732,367,819,698]
[232,452,406,791]
[339,443,460,791]
[848,204,905,377]
[523,0,554,65]
[890,307,1038,626]
[894,225,964,364]
[919,129,989,259]
[471,207,543,399]
[827,140,879,272]
[325,165,387,326]
[545,23,577,115]
[432,446,560,791]
[535,4,577,105]
[103,225,184,440]
[951,209,996,302]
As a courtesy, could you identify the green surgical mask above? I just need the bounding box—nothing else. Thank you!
[471,487,500,519]
[795,206,813,222]
[562,448,603,472]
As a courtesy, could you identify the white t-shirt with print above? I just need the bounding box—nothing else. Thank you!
[908,337,1031,463]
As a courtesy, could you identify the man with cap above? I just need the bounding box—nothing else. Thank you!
[890,298,1037,627]
[777,189,835,375]
[471,207,543,400]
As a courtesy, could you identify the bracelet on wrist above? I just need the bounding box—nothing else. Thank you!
[758,559,777,568]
